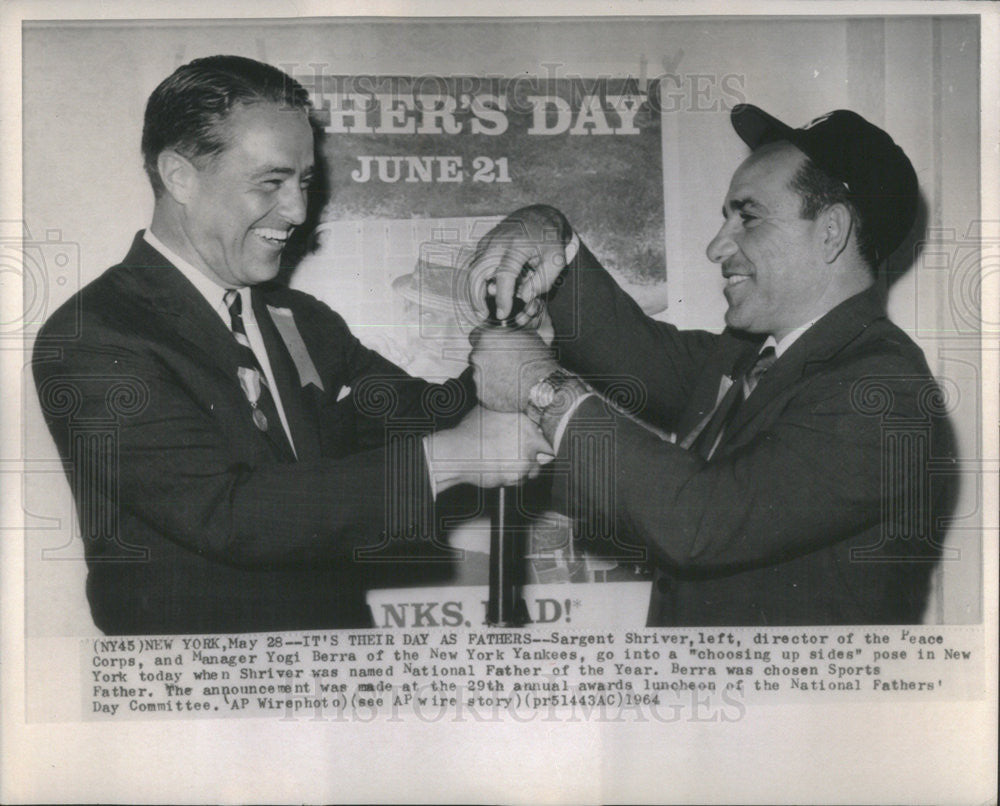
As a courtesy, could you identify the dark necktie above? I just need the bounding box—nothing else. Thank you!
[744,345,777,396]
[690,346,777,460]
[224,289,284,442]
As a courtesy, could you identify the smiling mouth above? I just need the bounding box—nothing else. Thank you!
[725,275,750,287]
[252,228,291,247]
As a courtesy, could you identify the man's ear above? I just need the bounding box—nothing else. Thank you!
[156,150,199,205]
[819,203,853,264]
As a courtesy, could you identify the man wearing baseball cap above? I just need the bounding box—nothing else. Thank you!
[467,105,957,625]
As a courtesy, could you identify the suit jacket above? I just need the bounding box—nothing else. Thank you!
[547,241,957,625]
[33,232,474,634]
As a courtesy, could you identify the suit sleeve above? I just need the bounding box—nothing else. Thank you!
[318,301,474,445]
[33,303,472,570]
[546,239,721,434]
[556,352,945,571]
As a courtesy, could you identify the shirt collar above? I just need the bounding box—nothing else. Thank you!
[763,318,819,359]
[143,229,251,324]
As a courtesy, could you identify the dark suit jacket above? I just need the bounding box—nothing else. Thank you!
[547,241,957,625]
[33,232,474,634]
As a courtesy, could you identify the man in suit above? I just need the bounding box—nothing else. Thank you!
[467,105,957,625]
[33,55,550,635]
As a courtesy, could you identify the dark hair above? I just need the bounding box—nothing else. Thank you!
[141,55,312,196]
[789,157,878,269]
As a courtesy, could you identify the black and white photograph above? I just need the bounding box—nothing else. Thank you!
[2,2,996,803]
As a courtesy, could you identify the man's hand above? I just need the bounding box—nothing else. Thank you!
[425,406,554,494]
[469,326,559,412]
[468,205,572,323]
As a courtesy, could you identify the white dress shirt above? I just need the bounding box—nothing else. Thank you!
[758,318,819,359]
[143,230,297,456]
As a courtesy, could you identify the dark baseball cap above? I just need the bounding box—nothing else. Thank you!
[730,104,918,264]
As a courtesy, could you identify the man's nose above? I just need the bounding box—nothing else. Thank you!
[278,183,308,226]
[706,220,738,264]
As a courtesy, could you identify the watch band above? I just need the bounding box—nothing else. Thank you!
[526,369,574,424]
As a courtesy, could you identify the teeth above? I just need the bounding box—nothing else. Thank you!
[253,228,289,243]
[726,275,749,286]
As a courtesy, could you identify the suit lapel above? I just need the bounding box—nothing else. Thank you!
[122,234,246,381]
[723,344,805,441]
[120,233,297,462]
[678,339,759,448]
[720,286,889,449]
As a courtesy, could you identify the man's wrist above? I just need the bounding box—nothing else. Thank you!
[544,386,594,449]
[518,358,560,411]
[423,432,464,497]
[422,436,437,499]
[525,370,590,444]
[526,368,570,420]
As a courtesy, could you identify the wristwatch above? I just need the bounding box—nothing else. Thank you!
[526,369,574,425]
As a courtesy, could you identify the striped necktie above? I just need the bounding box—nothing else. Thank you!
[690,345,777,460]
[744,345,777,396]
[224,288,276,435]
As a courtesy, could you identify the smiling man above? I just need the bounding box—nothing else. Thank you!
[467,105,957,626]
[32,56,549,634]
[711,141,874,341]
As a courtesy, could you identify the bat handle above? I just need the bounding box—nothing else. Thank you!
[483,296,530,626]
[486,486,525,626]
